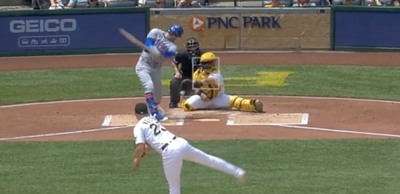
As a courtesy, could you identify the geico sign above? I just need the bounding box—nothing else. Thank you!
[9,19,77,33]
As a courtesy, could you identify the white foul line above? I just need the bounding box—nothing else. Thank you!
[275,124,400,138]
[0,126,128,141]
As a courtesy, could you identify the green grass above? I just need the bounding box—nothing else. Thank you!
[1,65,399,194]
[0,65,400,105]
[0,140,399,194]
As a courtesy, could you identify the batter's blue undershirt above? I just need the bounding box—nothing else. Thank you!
[145,38,175,57]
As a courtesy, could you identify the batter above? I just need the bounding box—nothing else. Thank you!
[132,102,246,194]
[181,52,264,112]
[135,24,184,121]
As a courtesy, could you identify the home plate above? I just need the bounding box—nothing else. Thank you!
[102,115,185,127]
[226,113,309,126]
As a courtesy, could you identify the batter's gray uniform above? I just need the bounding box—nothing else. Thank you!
[135,28,178,104]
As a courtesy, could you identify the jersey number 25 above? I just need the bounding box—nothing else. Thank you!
[150,123,167,136]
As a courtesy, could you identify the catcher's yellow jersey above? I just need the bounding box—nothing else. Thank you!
[192,68,224,99]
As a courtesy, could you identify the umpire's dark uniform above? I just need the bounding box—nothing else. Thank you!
[169,49,203,108]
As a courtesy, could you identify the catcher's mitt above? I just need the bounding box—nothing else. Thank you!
[180,79,195,97]
[190,80,220,100]
[200,84,219,100]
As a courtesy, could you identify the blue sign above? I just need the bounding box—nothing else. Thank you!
[207,16,281,29]
[334,11,400,48]
[0,11,147,53]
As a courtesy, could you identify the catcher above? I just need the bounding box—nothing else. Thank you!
[169,37,204,108]
[181,52,264,112]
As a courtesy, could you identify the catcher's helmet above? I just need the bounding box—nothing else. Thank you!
[186,37,200,56]
[199,52,218,73]
[168,24,184,37]
[200,52,217,63]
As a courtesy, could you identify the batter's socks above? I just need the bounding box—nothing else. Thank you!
[145,93,164,120]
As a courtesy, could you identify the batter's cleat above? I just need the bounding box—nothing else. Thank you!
[160,116,169,122]
[146,98,163,118]
[153,113,168,121]
[254,99,264,113]
[169,103,178,108]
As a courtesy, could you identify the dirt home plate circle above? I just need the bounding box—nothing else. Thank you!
[0,52,400,141]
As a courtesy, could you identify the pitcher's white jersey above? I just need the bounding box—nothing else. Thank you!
[133,116,176,154]
[132,115,246,194]
[139,28,177,69]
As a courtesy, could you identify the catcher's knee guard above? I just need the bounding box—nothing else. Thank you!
[229,96,263,112]
[181,100,195,111]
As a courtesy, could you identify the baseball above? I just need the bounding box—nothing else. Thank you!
[180,91,186,96]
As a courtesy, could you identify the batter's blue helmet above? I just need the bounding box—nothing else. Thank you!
[168,24,184,37]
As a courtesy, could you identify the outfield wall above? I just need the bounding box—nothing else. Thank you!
[0,6,397,57]
[150,8,330,50]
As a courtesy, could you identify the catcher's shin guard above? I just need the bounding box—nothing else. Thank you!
[181,100,195,111]
[229,96,263,112]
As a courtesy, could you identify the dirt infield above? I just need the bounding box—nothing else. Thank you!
[0,51,399,142]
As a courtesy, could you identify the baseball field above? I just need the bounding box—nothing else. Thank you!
[0,51,399,194]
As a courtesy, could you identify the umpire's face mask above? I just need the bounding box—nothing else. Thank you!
[187,46,200,56]
[188,50,199,56]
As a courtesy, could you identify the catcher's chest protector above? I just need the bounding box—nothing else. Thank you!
[193,69,207,82]
[193,69,220,99]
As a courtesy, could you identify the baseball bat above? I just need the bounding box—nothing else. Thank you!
[118,28,151,52]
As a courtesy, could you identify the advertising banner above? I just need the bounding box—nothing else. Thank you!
[151,12,329,50]
[0,8,149,56]
[331,6,400,51]
[190,15,281,30]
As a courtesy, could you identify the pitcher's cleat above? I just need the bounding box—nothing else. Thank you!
[237,169,246,183]
[254,99,264,113]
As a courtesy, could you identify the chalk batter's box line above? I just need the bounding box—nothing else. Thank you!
[101,115,185,127]
[102,115,113,126]
[226,113,309,126]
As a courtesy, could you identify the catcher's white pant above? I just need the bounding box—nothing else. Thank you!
[185,93,231,110]
[162,137,245,194]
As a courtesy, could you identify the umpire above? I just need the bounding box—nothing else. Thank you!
[169,37,204,108]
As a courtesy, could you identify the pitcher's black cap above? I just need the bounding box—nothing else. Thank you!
[135,103,149,115]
